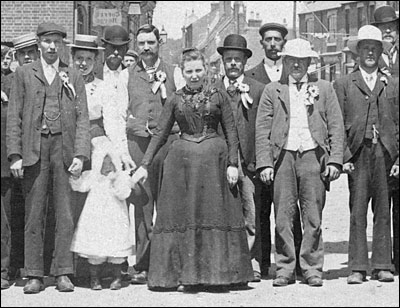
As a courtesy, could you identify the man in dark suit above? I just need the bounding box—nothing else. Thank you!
[334,25,398,284]
[6,22,90,293]
[1,33,40,289]
[256,38,344,287]
[372,5,399,274]
[214,34,265,282]
[118,24,184,284]
[245,22,302,277]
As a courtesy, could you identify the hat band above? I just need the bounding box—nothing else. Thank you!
[74,39,98,48]
[14,39,37,50]
[105,37,129,43]
[374,16,398,23]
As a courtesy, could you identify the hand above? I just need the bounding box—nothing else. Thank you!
[259,167,274,184]
[1,90,8,103]
[324,164,341,181]
[121,153,136,171]
[131,166,148,186]
[68,157,83,178]
[390,164,399,178]
[227,166,238,188]
[10,157,24,178]
[342,162,355,174]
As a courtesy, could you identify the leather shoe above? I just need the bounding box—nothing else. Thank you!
[371,270,394,282]
[251,271,261,282]
[56,275,74,292]
[131,271,148,284]
[307,276,323,287]
[23,277,45,294]
[1,278,10,290]
[347,271,366,284]
[272,276,295,287]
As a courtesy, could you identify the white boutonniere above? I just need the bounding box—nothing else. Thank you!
[152,71,167,99]
[380,75,388,86]
[59,71,76,98]
[305,84,319,106]
[237,83,253,109]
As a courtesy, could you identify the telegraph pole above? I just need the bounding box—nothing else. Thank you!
[293,1,297,38]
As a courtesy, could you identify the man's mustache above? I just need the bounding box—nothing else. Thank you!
[107,54,122,60]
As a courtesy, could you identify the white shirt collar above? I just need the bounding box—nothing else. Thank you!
[359,66,378,81]
[223,74,244,89]
[288,74,308,85]
[103,62,122,75]
[264,57,282,68]
[142,58,160,70]
[41,56,59,71]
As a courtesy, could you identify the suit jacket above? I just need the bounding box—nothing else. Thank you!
[256,75,344,189]
[6,60,90,168]
[334,67,399,165]
[1,73,14,177]
[126,59,178,137]
[378,51,399,77]
[245,61,287,85]
[214,76,265,172]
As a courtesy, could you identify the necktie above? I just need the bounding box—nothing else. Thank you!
[365,75,374,91]
[46,64,56,84]
[387,47,396,71]
[227,80,237,96]
[294,81,303,91]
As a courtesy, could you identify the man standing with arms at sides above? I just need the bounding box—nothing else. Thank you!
[6,22,90,293]
[118,24,184,285]
[256,38,344,287]
[214,34,265,282]
[245,22,302,278]
[334,25,398,284]
[1,33,41,289]
[372,5,399,274]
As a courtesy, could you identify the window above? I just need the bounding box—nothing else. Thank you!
[77,5,88,34]
[306,17,314,41]
[357,6,364,29]
[345,9,350,35]
[328,14,337,39]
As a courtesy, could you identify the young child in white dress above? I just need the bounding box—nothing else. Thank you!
[70,136,134,290]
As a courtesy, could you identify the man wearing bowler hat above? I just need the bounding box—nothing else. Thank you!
[6,22,90,293]
[334,25,398,284]
[101,25,131,88]
[246,22,302,278]
[372,5,399,274]
[256,38,344,287]
[214,34,265,282]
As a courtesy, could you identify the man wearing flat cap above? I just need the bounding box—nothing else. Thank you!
[334,25,399,284]
[6,22,90,293]
[372,5,400,274]
[1,32,40,290]
[213,34,265,283]
[256,38,344,287]
[118,23,184,285]
[101,25,131,89]
[246,22,302,278]
[123,49,139,68]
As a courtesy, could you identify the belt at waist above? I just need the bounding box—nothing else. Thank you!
[180,132,219,143]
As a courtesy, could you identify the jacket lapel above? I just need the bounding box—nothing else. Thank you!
[136,62,150,82]
[352,70,371,96]
[32,60,46,85]
[277,83,290,114]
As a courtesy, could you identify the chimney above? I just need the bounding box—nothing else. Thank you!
[248,11,262,28]
[237,2,246,35]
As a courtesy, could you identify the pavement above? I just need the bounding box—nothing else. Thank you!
[1,175,399,307]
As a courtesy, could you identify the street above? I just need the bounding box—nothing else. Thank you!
[1,175,399,307]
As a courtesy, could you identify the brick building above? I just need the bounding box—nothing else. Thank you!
[1,1,156,66]
[298,1,399,81]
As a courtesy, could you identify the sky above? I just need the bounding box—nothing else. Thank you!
[152,1,296,40]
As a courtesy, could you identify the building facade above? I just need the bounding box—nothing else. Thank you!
[298,1,398,81]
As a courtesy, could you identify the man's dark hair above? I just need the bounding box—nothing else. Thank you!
[136,24,160,41]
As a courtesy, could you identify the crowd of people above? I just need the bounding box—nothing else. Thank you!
[0,4,398,294]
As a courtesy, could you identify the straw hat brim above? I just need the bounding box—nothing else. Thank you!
[347,38,392,55]
[278,50,319,58]
[67,43,105,50]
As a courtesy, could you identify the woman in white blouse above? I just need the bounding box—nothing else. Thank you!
[68,34,135,170]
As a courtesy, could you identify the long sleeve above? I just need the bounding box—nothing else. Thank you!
[69,170,93,192]
[6,68,24,160]
[255,85,274,170]
[218,90,239,167]
[141,95,177,166]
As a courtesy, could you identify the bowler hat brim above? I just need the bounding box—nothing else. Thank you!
[217,46,252,58]
[101,38,131,46]
[371,16,399,25]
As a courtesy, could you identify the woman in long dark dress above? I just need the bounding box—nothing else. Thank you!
[132,49,253,291]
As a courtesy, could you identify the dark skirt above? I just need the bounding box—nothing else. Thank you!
[148,136,253,288]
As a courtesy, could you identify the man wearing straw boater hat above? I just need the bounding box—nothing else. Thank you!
[334,25,398,284]
[1,32,40,290]
[6,22,90,293]
[256,38,344,287]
